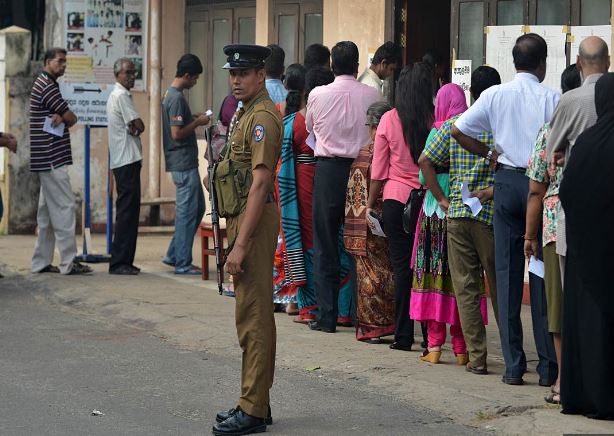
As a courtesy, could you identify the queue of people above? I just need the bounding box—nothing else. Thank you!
[270,37,614,423]
[20,34,613,434]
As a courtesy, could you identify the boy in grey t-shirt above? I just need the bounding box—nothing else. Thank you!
[161,54,210,275]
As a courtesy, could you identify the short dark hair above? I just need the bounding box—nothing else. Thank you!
[470,66,501,100]
[513,33,548,71]
[372,41,401,66]
[331,41,359,76]
[422,49,443,68]
[265,44,285,78]
[561,63,581,93]
[176,54,203,77]
[305,66,334,101]
[44,47,67,65]
[304,44,330,70]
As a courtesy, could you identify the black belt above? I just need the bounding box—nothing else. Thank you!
[316,156,354,162]
[496,163,526,173]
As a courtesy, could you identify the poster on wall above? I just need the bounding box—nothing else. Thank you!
[451,60,472,107]
[569,25,612,60]
[485,25,525,84]
[530,25,567,92]
[62,0,148,125]
[64,0,147,89]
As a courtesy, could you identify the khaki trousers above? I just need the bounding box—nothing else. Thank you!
[227,203,279,419]
[447,218,498,367]
[31,166,77,274]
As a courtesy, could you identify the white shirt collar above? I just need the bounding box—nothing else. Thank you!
[515,72,540,83]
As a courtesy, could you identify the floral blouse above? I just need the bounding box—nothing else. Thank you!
[526,124,563,247]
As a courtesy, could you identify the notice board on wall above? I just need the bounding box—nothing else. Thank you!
[61,0,148,126]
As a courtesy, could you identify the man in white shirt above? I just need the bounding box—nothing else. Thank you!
[357,41,401,98]
[106,58,145,275]
[452,34,559,386]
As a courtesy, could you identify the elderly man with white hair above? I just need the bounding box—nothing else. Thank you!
[106,57,145,275]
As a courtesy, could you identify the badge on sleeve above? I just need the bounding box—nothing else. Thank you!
[253,124,265,142]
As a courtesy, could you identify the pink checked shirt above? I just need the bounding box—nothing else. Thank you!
[305,75,381,159]
[371,109,421,203]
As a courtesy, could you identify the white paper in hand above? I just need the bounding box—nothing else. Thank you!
[43,116,65,137]
[461,181,483,217]
[366,213,386,238]
[528,256,545,279]
[306,131,316,151]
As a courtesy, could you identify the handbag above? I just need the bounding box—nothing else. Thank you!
[402,186,426,234]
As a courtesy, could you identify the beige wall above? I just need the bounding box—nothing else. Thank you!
[323,0,388,74]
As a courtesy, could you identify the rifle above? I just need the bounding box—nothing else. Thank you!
[205,125,225,294]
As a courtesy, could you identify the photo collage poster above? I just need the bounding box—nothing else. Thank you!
[64,0,147,91]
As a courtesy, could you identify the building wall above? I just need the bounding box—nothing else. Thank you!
[322,0,388,72]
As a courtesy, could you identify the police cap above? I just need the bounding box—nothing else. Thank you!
[223,44,271,70]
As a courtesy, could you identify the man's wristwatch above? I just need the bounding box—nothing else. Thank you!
[485,149,494,162]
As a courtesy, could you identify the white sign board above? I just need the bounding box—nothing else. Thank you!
[63,0,147,89]
[59,82,114,126]
[62,0,148,126]
[451,60,472,107]
[569,25,612,61]
[486,26,525,84]
[531,25,567,92]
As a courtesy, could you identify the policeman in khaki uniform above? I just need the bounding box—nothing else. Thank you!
[212,45,282,436]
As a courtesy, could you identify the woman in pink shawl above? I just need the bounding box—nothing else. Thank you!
[410,84,469,364]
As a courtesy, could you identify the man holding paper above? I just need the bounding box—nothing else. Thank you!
[451,34,558,386]
[418,66,501,375]
[30,47,92,275]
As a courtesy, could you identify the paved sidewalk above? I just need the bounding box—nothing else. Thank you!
[1,234,613,435]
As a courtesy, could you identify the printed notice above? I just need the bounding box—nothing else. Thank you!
[63,0,148,91]
[452,60,472,107]
[531,26,567,92]
[570,25,612,61]
[486,26,525,84]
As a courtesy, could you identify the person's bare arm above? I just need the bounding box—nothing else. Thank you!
[451,125,499,170]
[471,186,494,204]
[62,110,78,128]
[365,179,384,229]
[128,118,145,136]
[418,152,448,213]
[524,180,547,258]
[224,165,271,275]
[0,133,17,152]
[171,113,210,141]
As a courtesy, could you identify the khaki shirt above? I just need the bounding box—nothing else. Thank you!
[228,89,282,191]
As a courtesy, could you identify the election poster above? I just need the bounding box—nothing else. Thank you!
[64,0,147,89]
[62,0,148,125]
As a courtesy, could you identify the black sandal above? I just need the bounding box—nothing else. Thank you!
[39,264,60,273]
[544,388,561,405]
[67,261,93,275]
[389,341,412,351]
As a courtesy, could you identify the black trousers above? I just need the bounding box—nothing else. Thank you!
[110,161,141,271]
[382,199,417,345]
[493,169,557,381]
[312,157,354,330]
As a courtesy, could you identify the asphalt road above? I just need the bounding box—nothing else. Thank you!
[0,277,480,436]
